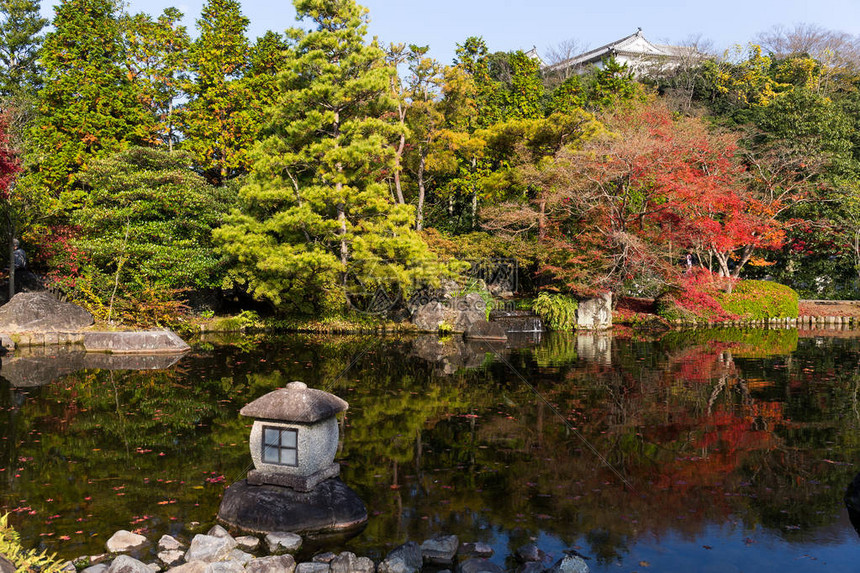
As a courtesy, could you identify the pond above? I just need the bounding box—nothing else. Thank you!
[3,329,860,572]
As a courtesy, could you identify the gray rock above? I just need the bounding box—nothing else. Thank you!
[83,565,109,573]
[546,555,589,573]
[59,562,76,573]
[457,559,504,573]
[515,544,544,563]
[378,542,422,573]
[0,553,13,573]
[421,535,459,565]
[246,555,296,573]
[575,292,612,330]
[203,563,244,573]
[159,536,184,552]
[235,536,260,552]
[297,563,330,573]
[184,534,237,563]
[313,553,337,563]
[411,293,487,332]
[265,532,302,554]
[330,552,374,573]
[228,550,254,565]
[106,530,149,553]
[167,562,207,573]
[146,564,161,572]
[353,557,375,573]
[108,555,153,573]
[158,551,185,568]
[457,543,493,559]
[207,526,232,539]
[464,320,507,342]
[0,292,93,332]
[517,562,545,573]
[83,330,190,354]
[0,333,13,352]
[91,554,112,565]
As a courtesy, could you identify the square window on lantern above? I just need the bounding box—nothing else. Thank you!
[261,425,298,467]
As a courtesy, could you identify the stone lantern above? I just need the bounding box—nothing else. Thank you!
[217,382,367,536]
[241,381,347,492]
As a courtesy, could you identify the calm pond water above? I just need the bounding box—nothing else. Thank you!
[3,329,860,572]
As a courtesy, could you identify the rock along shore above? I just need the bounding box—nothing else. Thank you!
[56,526,590,573]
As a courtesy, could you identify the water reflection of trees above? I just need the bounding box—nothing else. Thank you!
[2,332,860,563]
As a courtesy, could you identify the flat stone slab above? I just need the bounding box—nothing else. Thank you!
[217,478,367,536]
[0,292,93,332]
[84,330,190,354]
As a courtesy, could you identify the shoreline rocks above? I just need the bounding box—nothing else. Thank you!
[70,527,589,573]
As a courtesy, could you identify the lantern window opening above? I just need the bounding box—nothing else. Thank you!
[262,425,298,467]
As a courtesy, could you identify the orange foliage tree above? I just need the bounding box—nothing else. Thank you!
[537,100,786,295]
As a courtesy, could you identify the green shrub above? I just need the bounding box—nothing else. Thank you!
[718,280,799,319]
[209,310,262,332]
[533,292,578,331]
[0,514,64,572]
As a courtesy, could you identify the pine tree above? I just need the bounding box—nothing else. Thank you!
[23,0,153,204]
[0,0,47,97]
[215,0,439,314]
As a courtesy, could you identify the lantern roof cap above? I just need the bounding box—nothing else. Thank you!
[239,381,348,423]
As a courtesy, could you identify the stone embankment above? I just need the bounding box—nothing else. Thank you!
[57,526,590,573]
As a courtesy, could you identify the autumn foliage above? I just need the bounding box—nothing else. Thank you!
[536,101,786,296]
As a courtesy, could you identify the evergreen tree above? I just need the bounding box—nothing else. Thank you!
[181,0,254,185]
[24,0,153,204]
[123,8,190,151]
[215,0,439,314]
[0,0,47,97]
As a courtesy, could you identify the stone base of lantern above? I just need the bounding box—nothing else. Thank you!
[247,462,340,493]
[217,477,367,537]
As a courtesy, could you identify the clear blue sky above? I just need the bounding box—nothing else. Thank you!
[44,0,860,65]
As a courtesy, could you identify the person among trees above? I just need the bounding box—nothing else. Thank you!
[12,239,25,271]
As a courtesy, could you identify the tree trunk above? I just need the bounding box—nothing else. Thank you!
[333,111,348,288]
[393,132,405,205]
[416,150,426,231]
[538,198,547,239]
[7,218,13,301]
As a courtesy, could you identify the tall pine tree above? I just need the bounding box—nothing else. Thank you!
[215,0,439,314]
[0,0,47,97]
